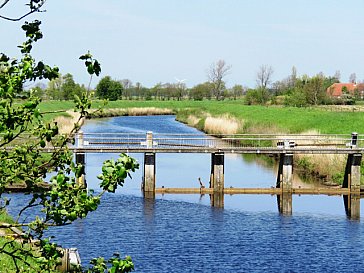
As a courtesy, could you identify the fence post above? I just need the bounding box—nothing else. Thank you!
[351,132,358,147]
[276,153,293,192]
[146,131,153,148]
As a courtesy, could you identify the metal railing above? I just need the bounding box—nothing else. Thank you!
[3,132,362,154]
[74,132,363,151]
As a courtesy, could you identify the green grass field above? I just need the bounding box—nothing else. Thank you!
[40,99,364,135]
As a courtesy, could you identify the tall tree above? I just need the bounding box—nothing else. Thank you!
[207,59,231,100]
[256,65,274,89]
[46,75,64,100]
[303,75,325,105]
[189,82,213,100]
[120,79,133,99]
[231,84,244,100]
[175,80,186,101]
[334,70,341,82]
[96,76,123,101]
[349,73,357,84]
[61,73,77,100]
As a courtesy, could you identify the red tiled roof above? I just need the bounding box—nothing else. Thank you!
[326,83,363,97]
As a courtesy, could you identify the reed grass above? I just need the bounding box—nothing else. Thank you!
[53,110,84,134]
[204,115,241,135]
[88,107,174,118]
[281,130,347,183]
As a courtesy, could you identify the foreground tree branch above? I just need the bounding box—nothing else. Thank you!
[0,0,46,21]
[0,12,138,273]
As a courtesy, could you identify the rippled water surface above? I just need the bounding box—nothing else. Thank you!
[54,193,364,273]
[10,115,364,272]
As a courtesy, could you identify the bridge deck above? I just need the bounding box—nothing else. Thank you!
[70,132,364,154]
[71,147,364,154]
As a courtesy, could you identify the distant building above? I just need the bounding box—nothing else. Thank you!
[326,83,364,98]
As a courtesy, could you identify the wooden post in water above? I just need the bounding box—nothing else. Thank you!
[75,131,86,188]
[276,153,293,192]
[143,132,156,197]
[210,152,224,207]
[343,153,362,193]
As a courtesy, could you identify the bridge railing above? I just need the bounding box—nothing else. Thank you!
[2,132,362,153]
[74,132,364,150]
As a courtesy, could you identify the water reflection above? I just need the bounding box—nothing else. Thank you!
[142,197,156,225]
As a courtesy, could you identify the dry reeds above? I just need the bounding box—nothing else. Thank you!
[126,107,174,116]
[279,130,347,181]
[204,115,241,135]
[186,115,200,127]
[54,111,84,134]
[88,107,174,118]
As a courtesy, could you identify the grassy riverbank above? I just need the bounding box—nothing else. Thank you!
[40,99,364,184]
[50,100,363,134]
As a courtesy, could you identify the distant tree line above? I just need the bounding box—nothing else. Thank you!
[31,73,88,100]
[30,61,362,106]
[30,59,245,101]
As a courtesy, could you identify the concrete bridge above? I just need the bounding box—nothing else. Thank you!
[73,131,363,219]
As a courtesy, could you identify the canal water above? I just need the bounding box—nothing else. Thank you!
[11,116,364,272]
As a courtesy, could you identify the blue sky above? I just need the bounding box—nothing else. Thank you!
[1,0,364,88]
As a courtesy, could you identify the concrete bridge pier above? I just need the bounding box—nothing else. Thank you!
[343,153,362,192]
[211,193,224,208]
[344,194,360,220]
[276,153,293,192]
[277,193,292,215]
[142,152,156,197]
[75,131,86,188]
[276,153,293,215]
[210,153,224,207]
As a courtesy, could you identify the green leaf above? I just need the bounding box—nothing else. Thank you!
[40,139,46,148]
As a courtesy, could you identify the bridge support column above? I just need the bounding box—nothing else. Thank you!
[210,153,224,192]
[75,131,86,188]
[343,154,362,193]
[211,193,224,208]
[344,194,360,220]
[210,153,224,207]
[276,153,293,192]
[277,193,292,215]
[143,153,156,197]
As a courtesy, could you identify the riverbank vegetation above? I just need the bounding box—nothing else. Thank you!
[48,100,364,135]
